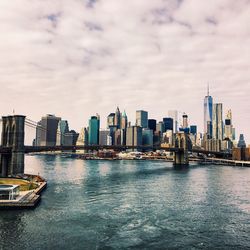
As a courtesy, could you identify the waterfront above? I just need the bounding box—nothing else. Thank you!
[0,155,250,249]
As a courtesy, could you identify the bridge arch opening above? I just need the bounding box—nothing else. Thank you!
[175,138,179,148]
[180,138,184,148]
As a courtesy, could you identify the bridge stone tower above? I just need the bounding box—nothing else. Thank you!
[0,115,25,177]
[174,132,191,166]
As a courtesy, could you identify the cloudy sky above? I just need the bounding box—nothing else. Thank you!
[0,0,249,144]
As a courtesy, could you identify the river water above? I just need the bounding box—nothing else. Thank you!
[0,155,250,249]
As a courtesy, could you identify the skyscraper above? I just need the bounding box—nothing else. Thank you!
[56,120,69,146]
[121,110,128,129]
[99,129,110,146]
[136,110,148,128]
[107,113,115,128]
[64,130,79,146]
[142,129,153,147]
[237,134,246,148]
[114,107,121,129]
[148,119,157,132]
[121,111,128,145]
[88,115,100,145]
[168,110,178,133]
[212,103,223,141]
[76,127,88,146]
[190,125,197,135]
[224,109,233,140]
[156,121,164,135]
[126,126,142,147]
[163,117,173,131]
[36,114,61,146]
[204,85,213,138]
[182,114,188,129]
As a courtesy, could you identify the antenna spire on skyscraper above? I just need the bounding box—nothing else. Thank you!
[207,83,210,96]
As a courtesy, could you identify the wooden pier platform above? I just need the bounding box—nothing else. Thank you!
[0,181,47,209]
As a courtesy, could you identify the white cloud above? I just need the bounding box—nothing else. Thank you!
[0,0,249,144]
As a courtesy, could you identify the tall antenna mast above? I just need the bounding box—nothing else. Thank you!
[207,82,210,96]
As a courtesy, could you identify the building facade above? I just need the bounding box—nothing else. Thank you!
[136,110,148,128]
[163,117,173,131]
[212,103,223,141]
[148,119,156,132]
[88,115,100,145]
[126,126,142,147]
[204,87,213,138]
[56,120,69,146]
[36,114,61,146]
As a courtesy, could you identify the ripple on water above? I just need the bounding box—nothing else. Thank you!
[1,156,249,250]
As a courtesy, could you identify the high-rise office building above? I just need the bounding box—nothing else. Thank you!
[224,109,233,140]
[115,107,121,129]
[237,134,246,148]
[36,114,61,146]
[107,113,115,128]
[190,125,197,135]
[212,103,223,141]
[88,115,100,145]
[156,121,164,136]
[182,114,188,129]
[148,119,156,132]
[163,117,173,131]
[114,129,122,145]
[168,110,178,133]
[136,110,148,128]
[76,127,88,146]
[64,130,79,146]
[120,110,127,146]
[109,125,117,145]
[204,86,213,138]
[142,129,153,147]
[126,126,142,147]
[99,129,110,146]
[121,110,128,129]
[162,130,174,146]
[56,120,69,146]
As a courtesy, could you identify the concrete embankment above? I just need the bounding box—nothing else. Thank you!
[190,158,250,167]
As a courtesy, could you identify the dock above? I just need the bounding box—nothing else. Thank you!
[0,181,47,209]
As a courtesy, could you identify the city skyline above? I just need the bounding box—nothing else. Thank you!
[0,0,249,143]
[0,93,247,145]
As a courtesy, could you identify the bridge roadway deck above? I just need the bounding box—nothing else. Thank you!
[0,145,232,158]
[24,145,182,153]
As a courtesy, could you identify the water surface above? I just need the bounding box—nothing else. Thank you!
[0,155,250,249]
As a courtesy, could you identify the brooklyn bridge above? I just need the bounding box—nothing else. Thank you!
[0,115,232,177]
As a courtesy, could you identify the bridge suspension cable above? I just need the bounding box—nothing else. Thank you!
[24,117,85,144]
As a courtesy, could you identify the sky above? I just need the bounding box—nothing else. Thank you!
[0,0,249,144]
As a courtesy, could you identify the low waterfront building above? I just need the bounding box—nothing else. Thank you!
[233,147,250,161]
[0,185,20,200]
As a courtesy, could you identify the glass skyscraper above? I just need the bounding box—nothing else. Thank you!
[148,119,157,132]
[36,114,61,146]
[204,86,213,138]
[88,115,100,145]
[136,110,148,128]
[163,117,173,131]
[212,103,223,141]
[168,110,178,133]
[56,120,69,146]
